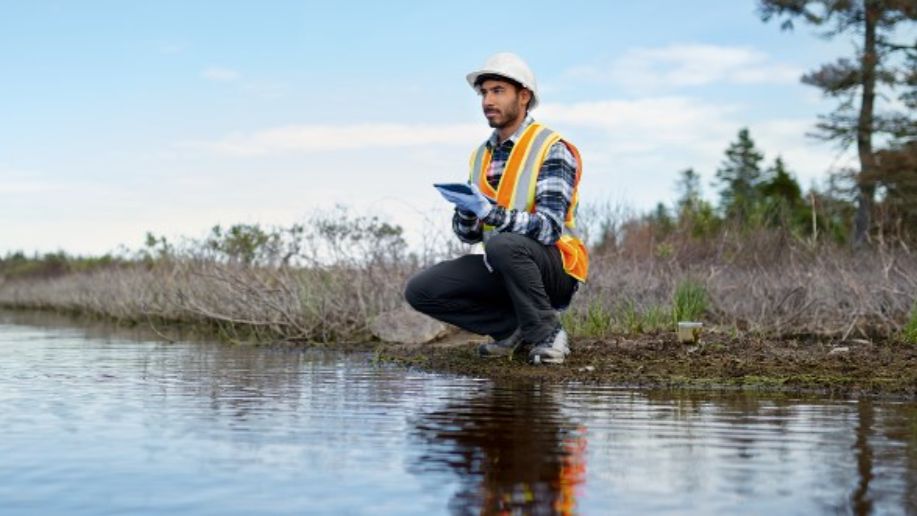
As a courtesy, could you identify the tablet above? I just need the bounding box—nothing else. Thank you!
[433,182,474,195]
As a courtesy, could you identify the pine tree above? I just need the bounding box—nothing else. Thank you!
[759,157,803,206]
[759,0,917,246]
[758,157,806,229]
[649,202,674,237]
[715,128,765,223]
[675,168,702,213]
[674,168,720,237]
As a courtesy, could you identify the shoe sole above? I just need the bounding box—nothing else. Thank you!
[528,353,568,365]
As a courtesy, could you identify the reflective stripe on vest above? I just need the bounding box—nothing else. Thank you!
[467,123,589,282]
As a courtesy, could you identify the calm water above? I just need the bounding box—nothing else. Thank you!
[0,312,915,515]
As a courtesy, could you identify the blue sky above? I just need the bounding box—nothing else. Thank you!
[1,1,885,255]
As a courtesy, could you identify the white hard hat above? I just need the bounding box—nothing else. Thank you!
[466,52,539,111]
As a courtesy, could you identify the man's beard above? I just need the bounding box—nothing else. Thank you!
[486,103,520,129]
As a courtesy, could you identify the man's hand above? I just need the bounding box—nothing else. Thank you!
[437,183,493,219]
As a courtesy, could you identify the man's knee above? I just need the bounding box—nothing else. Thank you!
[484,233,530,268]
[403,273,427,311]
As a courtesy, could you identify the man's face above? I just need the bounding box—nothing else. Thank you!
[478,79,528,129]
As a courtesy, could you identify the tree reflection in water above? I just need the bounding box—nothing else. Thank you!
[411,383,586,515]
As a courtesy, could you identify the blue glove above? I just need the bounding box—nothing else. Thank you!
[437,182,493,219]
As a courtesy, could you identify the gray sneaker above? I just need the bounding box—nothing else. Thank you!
[477,329,524,358]
[528,325,570,365]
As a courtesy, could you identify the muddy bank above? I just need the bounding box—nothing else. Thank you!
[378,331,917,399]
[4,308,914,399]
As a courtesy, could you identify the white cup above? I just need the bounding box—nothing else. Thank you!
[677,321,703,343]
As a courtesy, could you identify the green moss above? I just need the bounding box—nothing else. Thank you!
[903,302,917,344]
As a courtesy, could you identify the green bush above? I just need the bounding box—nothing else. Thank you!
[904,302,917,345]
[617,299,642,334]
[612,299,671,335]
[672,279,708,323]
[0,251,122,279]
[563,298,675,337]
[642,304,672,333]
[562,300,613,338]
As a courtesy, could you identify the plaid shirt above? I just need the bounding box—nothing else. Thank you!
[453,115,578,246]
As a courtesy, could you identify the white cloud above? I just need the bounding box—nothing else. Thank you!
[173,95,843,213]
[540,96,739,185]
[752,118,856,187]
[536,96,843,209]
[540,96,737,147]
[0,180,57,195]
[180,123,483,156]
[536,97,736,207]
[0,167,59,195]
[566,44,803,92]
[201,66,241,82]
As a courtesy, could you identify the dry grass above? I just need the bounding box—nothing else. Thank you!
[0,209,426,343]
[572,221,917,340]
[1,210,915,343]
[0,259,415,343]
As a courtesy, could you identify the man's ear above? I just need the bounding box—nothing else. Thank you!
[519,88,532,111]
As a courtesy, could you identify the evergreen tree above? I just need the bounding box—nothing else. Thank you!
[758,157,806,229]
[649,202,674,237]
[759,157,803,206]
[715,128,765,222]
[675,168,702,213]
[671,168,720,238]
[759,0,917,246]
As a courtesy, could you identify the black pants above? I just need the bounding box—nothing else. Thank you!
[404,233,578,344]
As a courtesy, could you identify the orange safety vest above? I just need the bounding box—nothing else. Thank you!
[468,122,589,282]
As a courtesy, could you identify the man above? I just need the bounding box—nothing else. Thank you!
[404,52,588,365]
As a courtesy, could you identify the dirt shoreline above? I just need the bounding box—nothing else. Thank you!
[377,330,917,400]
[2,307,914,400]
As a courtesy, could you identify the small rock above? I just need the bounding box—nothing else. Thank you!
[370,306,448,345]
[828,346,850,356]
[576,365,596,373]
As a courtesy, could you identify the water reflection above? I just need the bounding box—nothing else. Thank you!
[412,384,586,515]
[851,400,875,514]
[1,310,916,515]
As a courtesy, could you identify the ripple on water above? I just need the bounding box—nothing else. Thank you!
[0,313,915,515]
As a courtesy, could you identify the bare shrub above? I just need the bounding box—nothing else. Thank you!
[2,205,915,342]
[0,208,425,343]
[573,206,917,339]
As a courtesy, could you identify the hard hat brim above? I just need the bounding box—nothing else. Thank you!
[466,69,539,111]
